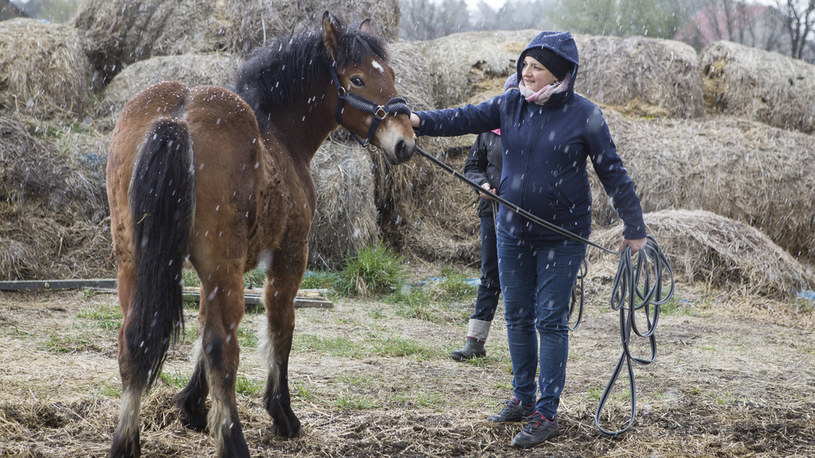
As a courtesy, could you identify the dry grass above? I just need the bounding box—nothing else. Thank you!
[0,18,93,120]
[0,116,113,280]
[411,29,538,109]
[701,40,815,134]
[97,53,242,128]
[574,34,704,118]
[1,270,814,456]
[73,0,400,89]
[591,209,815,299]
[308,141,380,269]
[593,109,815,265]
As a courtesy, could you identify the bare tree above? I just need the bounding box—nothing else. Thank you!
[777,0,815,59]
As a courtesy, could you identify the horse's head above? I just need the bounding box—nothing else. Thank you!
[322,12,415,164]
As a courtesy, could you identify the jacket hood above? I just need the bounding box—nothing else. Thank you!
[517,31,579,91]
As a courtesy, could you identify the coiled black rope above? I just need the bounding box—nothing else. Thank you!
[594,235,674,436]
[415,146,674,436]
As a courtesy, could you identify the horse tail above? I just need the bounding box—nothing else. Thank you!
[127,118,195,390]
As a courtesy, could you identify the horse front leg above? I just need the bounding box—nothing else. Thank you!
[258,246,306,437]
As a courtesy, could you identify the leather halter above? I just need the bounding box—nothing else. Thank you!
[328,62,410,147]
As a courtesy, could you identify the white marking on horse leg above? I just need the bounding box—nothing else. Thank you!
[191,332,203,365]
[114,388,141,443]
[257,318,281,388]
[208,395,234,454]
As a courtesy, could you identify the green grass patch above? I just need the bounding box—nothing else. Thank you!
[236,375,263,396]
[77,302,122,331]
[335,242,405,297]
[160,371,190,389]
[43,331,92,353]
[335,394,378,410]
[301,270,339,290]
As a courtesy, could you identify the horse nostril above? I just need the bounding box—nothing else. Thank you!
[395,140,407,161]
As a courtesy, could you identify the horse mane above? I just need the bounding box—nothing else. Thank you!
[234,18,389,132]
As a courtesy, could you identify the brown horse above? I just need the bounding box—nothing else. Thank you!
[105,12,415,457]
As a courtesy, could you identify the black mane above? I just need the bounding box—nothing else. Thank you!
[234,21,388,132]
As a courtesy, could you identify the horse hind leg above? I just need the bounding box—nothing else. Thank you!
[197,269,251,457]
[174,336,209,431]
[110,118,194,457]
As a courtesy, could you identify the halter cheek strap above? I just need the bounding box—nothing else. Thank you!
[329,62,410,147]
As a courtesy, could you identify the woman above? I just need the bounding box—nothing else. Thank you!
[410,31,647,448]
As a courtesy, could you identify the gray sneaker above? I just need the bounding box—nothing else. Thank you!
[511,412,559,448]
[486,397,534,422]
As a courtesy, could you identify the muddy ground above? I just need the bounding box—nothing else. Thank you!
[1,263,814,457]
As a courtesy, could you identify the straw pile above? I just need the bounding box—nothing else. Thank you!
[0,18,92,120]
[411,29,538,108]
[590,109,815,265]
[308,141,380,269]
[590,210,815,298]
[74,0,399,88]
[0,116,113,280]
[98,53,241,127]
[574,34,704,118]
[273,0,400,42]
[73,0,285,87]
[700,40,815,134]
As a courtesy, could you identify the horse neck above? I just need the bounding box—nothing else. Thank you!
[265,82,338,166]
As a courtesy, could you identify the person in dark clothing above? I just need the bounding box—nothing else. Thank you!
[411,31,646,448]
[450,75,518,362]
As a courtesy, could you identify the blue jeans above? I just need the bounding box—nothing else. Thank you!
[472,216,501,322]
[497,226,586,419]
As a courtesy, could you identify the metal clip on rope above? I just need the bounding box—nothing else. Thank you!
[415,145,674,436]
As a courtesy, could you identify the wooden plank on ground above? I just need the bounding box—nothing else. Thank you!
[0,279,332,309]
[0,279,117,291]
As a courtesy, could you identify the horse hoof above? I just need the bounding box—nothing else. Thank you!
[109,430,141,458]
[273,415,301,438]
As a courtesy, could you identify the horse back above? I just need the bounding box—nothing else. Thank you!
[107,81,266,266]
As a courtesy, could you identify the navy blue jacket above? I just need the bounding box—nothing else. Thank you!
[415,31,646,242]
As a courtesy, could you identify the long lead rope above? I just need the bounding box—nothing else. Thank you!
[415,146,674,436]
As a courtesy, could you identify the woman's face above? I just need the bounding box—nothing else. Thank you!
[521,56,558,93]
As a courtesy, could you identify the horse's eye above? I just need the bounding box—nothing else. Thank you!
[350,76,365,87]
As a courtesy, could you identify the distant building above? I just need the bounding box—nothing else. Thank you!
[0,0,27,21]
[674,3,814,62]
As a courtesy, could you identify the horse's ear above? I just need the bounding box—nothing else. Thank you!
[322,11,341,62]
[359,18,374,35]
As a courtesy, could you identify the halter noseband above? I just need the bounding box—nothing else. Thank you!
[329,62,410,147]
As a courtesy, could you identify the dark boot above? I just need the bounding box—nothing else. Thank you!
[450,337,486,361]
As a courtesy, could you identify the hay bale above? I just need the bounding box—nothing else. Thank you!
[73,0,399,88]
[0,18,93,120]
[274,0,400,43]
[0,116,112,280]
[413,29,539,108]
[590,210,815,299]
[98,53,241,127]
[590,110,815,265]
[700,40,815,133]
[573,34,704,118]
[308,141,379,269]
[372,148,481,265]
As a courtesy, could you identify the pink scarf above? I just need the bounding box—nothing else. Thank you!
[518,73,572,105]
